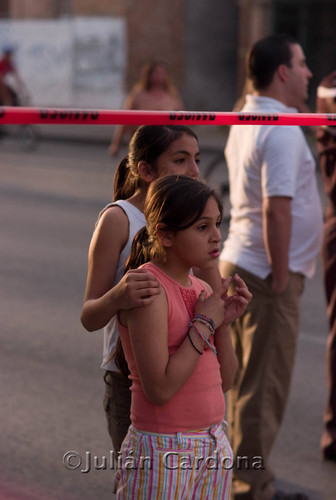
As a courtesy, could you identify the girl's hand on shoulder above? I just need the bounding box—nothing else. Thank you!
[222,274,252,325]
[116,268,161,309]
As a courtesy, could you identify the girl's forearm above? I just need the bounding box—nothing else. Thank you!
[140,324,212,406]
[81,288,120,332]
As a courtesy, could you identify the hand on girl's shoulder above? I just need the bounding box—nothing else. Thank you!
[119,277,166,326]
[116,268,161,309]
[122,268,161,305]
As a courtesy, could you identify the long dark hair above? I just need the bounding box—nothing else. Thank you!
[113,125,198,201]
[113,176,222,376]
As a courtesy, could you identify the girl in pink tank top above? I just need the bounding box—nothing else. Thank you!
[116,175,251,500]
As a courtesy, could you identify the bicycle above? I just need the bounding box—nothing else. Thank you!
[0,83,39,151]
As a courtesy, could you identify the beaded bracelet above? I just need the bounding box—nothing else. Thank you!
[187,331,203,355]
[189,322,217,356]
[193,313,215,333]
[193,317,215,335]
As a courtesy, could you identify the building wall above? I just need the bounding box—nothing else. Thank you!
[0,0,10,18]
[184,0,239,111]
[2,0,335,111]
[272,0,336,105]
[9,0,126,18]
[72,0,125,17]
[3,0,239,111]
[3,0,238,110]
[10,0,57,18]
[125,0,185,93]
[235,0,272,91]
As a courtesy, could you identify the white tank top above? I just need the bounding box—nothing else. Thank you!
[97,200,146,371]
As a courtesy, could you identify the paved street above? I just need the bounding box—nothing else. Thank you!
[0,132,335,499]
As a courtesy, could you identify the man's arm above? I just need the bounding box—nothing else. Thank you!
[262,196,292,294]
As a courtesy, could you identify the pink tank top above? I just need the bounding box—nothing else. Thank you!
[118,262,225,433]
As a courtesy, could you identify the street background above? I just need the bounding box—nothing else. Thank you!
[0,125,335,500]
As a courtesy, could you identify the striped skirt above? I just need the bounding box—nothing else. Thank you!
[116,422,233,499]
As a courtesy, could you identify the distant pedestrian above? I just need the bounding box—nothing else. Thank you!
[316,69,336,462]
[115,174,251,499]
[0,46,29,106]
[109,60,183,156]
[219,34,323,500]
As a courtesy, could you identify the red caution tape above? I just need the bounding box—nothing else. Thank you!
[0,106,335,126]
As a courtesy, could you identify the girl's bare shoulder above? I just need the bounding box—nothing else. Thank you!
[93,204,129,250]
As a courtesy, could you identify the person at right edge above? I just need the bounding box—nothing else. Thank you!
[316,69,336,462]
[219,34,323,500]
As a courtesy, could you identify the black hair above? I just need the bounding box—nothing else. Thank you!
[113,125,198,201]
[121,175,223,282]
[247,34,298,90]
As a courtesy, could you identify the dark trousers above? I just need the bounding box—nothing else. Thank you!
[103,370,132,454]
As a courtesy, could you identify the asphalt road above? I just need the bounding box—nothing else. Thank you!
[0,134,335,500]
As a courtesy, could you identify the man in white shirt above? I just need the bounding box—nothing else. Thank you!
[219,34,323,500]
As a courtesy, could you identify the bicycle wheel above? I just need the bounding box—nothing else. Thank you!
[16,125,39,151]
[203,150,231,221]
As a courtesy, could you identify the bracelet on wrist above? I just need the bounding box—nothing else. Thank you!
[193,313,215,333]
[192,317,215,335]
[189,321,217,356]
[187,331,203,355]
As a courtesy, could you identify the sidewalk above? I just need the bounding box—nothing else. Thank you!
[36,123,115,145]
[36,123,229,152]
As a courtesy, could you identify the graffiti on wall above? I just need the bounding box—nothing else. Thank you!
[0,17,126,107]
